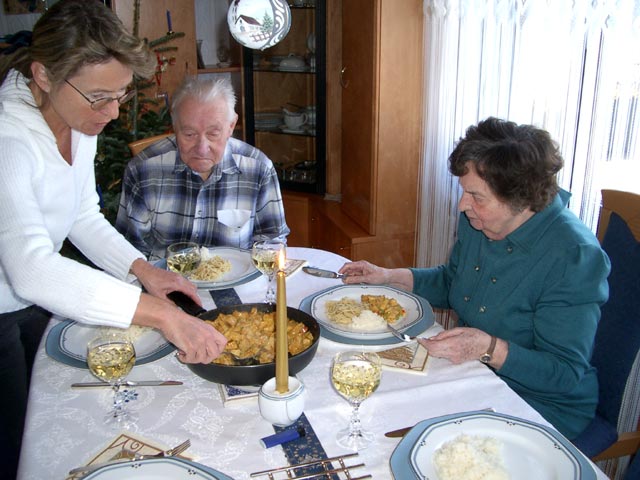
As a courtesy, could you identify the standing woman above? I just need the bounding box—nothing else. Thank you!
[0,1,226,476]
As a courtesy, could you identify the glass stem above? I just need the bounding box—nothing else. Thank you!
[266,273,276,304]
[112,383,124,419]
[348,401,363,437]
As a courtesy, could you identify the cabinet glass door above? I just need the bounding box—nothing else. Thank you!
[243,1,325,194]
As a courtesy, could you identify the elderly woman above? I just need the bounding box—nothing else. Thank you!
[339,117,610,441]
[0,1,227,475]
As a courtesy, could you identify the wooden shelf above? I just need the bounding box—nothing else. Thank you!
[197,65,242,74]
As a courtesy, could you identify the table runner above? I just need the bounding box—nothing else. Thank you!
[273,413,339,479]
[208,288,242,306]
[209,289,338,477]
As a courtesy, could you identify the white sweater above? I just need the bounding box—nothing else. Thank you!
[0,70,144,327]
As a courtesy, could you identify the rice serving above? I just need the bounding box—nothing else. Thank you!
[433,434,508,480]
[351,310,387,331]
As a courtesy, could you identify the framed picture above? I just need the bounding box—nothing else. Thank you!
[3,0,46,14]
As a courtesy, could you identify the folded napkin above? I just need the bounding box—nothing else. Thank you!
[66,433,190,479]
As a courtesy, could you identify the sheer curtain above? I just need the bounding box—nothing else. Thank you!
[417,0,640,290]
[417,1,640,476]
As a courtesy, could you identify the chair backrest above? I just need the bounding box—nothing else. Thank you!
[592,189,640,430]
[597,189,640,243]
[128,132,173,157]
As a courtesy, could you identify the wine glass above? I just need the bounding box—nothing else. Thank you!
[87,330,137,428]
[251,240,285,304]
[166,242,201,277]
[331,350,382,451]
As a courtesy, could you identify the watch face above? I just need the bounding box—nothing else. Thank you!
[480,354,491,364]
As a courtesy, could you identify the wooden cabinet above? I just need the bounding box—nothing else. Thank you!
[341,0,423,242]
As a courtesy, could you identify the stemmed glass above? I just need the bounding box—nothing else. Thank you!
[251,240,285,304]
[166,242,201,277]
[87,330,137,428]
[331,350,382,451]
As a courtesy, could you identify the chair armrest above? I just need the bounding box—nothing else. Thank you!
[592,430,640,461]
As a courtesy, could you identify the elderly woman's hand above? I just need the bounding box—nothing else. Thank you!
[419,327,505,369]
[339,260,414,291]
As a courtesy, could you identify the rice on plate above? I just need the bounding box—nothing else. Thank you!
[433,434,508,480]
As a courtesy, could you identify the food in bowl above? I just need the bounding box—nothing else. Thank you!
[204,308,314,365]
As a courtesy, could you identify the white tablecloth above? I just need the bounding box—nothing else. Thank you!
[17,247,607,479]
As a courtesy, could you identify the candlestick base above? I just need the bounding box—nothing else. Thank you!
[259,377,305,427]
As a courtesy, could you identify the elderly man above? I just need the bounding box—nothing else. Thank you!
[116,76,289,260]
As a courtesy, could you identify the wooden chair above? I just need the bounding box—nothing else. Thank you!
[127,132,173,157]
[575,189,640,479]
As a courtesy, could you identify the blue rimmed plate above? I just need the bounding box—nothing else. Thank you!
[46,320,174,368]
[390,411,596,480]
[82,456,234,479]
[158,247,261,290]
[299,285,434,345]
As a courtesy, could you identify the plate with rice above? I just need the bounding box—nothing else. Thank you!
[390,411,596,480]
[160,247,261,289]
[46,319,174,368]
[303,285,427,341]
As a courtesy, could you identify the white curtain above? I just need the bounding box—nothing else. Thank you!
[417,1,640,476]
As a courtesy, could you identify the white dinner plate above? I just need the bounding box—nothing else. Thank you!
[390,411,596,480]
[309,285,423,340]
[162,247,260,289]
[82,457,234,479]
[45,320,174,369]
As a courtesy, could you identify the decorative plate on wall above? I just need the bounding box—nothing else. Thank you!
[227,0,291,51]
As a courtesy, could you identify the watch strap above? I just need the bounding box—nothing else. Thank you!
[480,336,497,363]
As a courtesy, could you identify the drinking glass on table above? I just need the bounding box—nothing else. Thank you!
[87,330,137,428]
[331,350,382,451]
[166,242,201,277]
[251,239,285,304]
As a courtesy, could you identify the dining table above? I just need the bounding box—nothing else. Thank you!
[16,247,609,480]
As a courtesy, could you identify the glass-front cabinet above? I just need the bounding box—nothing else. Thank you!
[243,1,325,194]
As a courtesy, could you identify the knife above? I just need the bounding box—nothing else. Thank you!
[71,380,183,388]
[384,408,496,438]
[302,266,347,279]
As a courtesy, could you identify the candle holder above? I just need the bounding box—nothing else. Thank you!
[259,376,305,427]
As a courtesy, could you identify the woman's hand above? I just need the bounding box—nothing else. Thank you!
[339,260,414,291]
[130,258,202,307]
[419,327,506,369]
[133,293,226,364]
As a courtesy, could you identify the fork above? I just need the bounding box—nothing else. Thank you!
[68,439,191,476]
[387,323,419,342]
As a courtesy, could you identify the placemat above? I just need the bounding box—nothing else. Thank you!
[273,413,339,479]
[209,288,242,307]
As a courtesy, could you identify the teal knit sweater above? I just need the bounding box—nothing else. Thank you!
[411,190,610,439]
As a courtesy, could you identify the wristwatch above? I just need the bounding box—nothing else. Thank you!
[480,336,497,364]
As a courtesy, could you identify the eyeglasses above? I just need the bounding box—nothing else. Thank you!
[64,79,136,111]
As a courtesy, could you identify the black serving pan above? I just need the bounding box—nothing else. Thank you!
[168,292,320,386]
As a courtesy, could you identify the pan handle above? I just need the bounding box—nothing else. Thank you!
[168,291,207,317]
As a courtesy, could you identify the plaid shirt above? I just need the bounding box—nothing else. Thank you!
[115,136,289,260]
